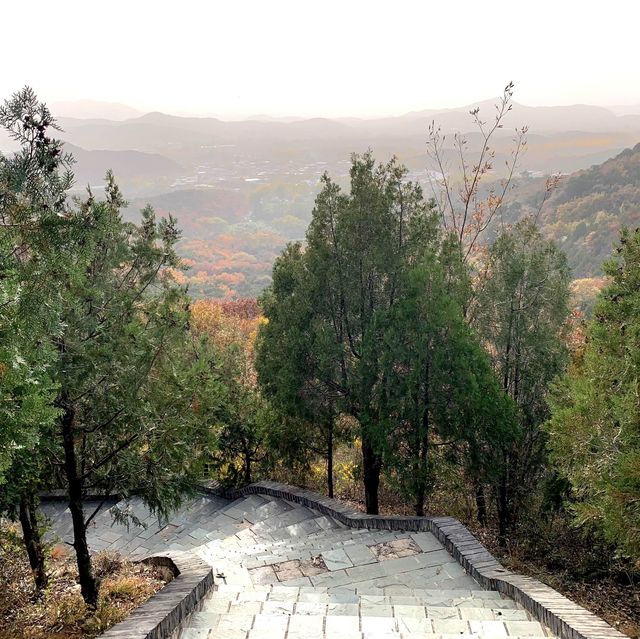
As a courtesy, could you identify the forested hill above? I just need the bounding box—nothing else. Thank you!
[532,143,640,278]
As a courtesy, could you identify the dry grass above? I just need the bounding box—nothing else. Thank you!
[0,523,173,639]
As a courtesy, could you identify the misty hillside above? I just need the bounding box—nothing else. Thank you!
[66,144,183,191]
[514,143,640,278]
[49,101,640,170]
[4,99,640,297]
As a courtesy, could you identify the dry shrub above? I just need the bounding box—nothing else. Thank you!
[0,522,172,639]
[0,523,33,619]
[50,544,70,561]
[93,551,125,578]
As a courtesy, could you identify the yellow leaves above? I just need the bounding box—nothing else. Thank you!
[191,299,263,388]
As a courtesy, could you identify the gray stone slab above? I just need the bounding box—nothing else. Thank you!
[321,548,353,571]
[344,543,377,567]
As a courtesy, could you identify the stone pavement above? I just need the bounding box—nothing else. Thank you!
[44,493,556,639]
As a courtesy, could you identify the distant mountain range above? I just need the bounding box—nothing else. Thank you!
[53,102,640,151]
[50,100,143,121]
[49,98,640,131]
[3,97,640,298]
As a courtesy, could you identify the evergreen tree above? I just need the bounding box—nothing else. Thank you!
[258,152,514,514]
[257,243,342,496]
[1,88,224,605]
[0,87,74,590]
[382,236,515,515]
[546,227,640,558]
[476,218,571,539]
[50,178,220,606]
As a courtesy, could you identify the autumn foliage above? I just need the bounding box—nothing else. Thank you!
[191,298,263,385]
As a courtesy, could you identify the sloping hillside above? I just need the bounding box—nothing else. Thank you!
[505,143,640,281]
[536,143,640,277]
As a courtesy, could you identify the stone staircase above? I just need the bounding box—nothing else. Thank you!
[180,494,552,639]
[44,492,556,639]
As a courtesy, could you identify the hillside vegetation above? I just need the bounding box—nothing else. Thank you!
[514,143,640,279]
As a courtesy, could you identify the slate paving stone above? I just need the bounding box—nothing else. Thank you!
[393,604,426,618]
[344,543,377,567]
[505,620,547,635]
[261,601,294,615]
[361,602,394,617]
[432,618,470,634]
[248,566,278,585]
[469,619,508,635]
[325,614,359,638]
[396,616,433,633]
[327,601,360,616]
[361,615,397,634]
[321,548,353,571]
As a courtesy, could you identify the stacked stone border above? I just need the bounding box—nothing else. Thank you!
[100,552,213,639]
[211,480,626,639]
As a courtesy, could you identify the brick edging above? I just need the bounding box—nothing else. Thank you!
[100,552,214,639]
[219,480,626,639]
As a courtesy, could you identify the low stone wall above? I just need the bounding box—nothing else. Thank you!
[100,552,213,639]
[222,480,626,639]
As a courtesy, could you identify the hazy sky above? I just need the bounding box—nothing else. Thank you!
[3,0,639,118]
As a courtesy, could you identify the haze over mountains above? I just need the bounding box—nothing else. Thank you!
[3,97,640,298]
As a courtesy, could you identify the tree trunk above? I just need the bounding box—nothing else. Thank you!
[413,434,429,517]
[326,421,334,499]
[243,451,252,485]
[414,485,426,517]
[18,494,48,591]
[475,481,487,526]
[61,404,100,608]
[362,434,381,515]
[414,366,431,517]
[496,477,510,547]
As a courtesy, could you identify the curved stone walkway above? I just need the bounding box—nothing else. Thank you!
[44,493,555,639]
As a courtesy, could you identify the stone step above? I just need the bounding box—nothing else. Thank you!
[187,611,549,638]
[204,600,528,619]
[203,516,350,557]
[225,497,294,523]
[249,505,326,534]
[182,629,547,639]
[204,589,520,610]
[209,528,431,565]
[215,583,507,599]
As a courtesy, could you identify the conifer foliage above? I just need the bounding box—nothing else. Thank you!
[547,227,640,558]
[256,152,515,515]
[0,88,223,606]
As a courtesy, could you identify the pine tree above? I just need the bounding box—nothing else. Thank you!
[1,88,224,605]
[546,227,640,558]
[0,87,74,590]
[257,152,514,515]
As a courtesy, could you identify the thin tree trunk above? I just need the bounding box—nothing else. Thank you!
[497,475,510,548]
[326,420,334,499]
[18,494,48,591]
[413,432,429,517]
[61,404,99,608]
[475,481,487,526]
[362,434,381,515]
[243,450,252,485]
[414,362,431,517]
[414,483,426,517]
